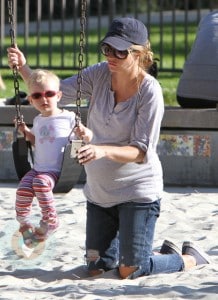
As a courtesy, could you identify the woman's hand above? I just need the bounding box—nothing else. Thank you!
[7,45,26,70]
[77,144,104,164]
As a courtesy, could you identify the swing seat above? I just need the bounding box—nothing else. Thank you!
[53,142,85,193]
[12,136,32,180]
[8,0,86,193]
[12,138,85,193]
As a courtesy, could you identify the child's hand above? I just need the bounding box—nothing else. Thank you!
[14,118,29,135]
[74,123,93,143]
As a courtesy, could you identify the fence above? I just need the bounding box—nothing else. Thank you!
[0,0,218,74]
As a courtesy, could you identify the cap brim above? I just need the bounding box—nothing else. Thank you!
[101,36,132,51]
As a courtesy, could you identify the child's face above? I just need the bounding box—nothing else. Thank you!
[28,81,62,115]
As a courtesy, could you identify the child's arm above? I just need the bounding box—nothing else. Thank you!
[15,119,35,145]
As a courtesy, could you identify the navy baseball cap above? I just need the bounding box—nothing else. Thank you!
[101,17,148,51]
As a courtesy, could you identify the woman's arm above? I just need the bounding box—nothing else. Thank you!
[7,45,32,83]
[77,144,145,165]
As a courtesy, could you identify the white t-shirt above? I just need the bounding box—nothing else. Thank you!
[31,109,76,172]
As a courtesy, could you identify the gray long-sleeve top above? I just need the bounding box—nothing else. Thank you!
[61,62,164,207]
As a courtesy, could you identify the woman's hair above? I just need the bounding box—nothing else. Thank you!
[131,41,159,78]
[27,69,60,91]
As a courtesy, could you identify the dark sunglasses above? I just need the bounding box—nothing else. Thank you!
[30,90,58,100]
[100,43,130,59]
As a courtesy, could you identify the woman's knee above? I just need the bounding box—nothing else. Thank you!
[119,265,137,279]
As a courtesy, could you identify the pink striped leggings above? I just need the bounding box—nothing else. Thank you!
[16,169,59,226]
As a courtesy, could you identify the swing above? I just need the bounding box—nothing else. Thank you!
[8,0,87,193]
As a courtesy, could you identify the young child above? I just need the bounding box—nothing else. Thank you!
[15,69,92,246]
[0,74,6,90]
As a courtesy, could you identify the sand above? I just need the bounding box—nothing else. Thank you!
[0,182,217,299]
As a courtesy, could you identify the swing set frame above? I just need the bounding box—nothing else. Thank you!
[7,0,87,193]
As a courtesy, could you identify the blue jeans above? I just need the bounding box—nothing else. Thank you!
[85,200,184,279]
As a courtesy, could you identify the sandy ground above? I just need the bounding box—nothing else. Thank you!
[0,182,217,300]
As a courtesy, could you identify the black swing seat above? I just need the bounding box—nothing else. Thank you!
[12,136,33,180]
[53,142,85,193]
[13,136,85,193]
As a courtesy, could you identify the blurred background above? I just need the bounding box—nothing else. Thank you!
[1,0,217,105]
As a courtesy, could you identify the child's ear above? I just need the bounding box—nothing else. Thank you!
[57,90,62,101]
[27,95,32,104]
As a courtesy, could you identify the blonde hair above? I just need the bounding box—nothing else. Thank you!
[130,41,154,71]
[27,69,60,91]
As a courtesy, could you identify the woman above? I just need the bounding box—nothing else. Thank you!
[8,17,210,279]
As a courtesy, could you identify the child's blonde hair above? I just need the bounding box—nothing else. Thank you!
[27,69,60,91]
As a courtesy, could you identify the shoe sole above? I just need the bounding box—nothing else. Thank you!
[34,227,58,241]
[160,239,181,255]
[19,225,36,247]
[182,241,211,264]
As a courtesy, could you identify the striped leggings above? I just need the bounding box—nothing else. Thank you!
[16,169,59,226]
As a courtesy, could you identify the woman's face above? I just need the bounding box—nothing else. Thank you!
[101,44,139,73]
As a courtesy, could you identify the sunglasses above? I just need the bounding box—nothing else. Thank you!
[30,90,58,100]
[100,43,130,59]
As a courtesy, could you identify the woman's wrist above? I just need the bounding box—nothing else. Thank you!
[19,62,27,71]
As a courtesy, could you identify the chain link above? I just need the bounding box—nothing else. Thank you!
[7,0,23,122]
[8,0,87,125]
[76,0,87,126]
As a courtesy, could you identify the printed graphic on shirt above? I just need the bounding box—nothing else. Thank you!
[39,125,55,144]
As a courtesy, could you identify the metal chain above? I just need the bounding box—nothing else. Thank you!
[75,0,87,126]
[8,0,87,125]
[7,0,23,123]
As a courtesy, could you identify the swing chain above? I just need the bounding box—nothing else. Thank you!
[7,0,23,123]
[76,0,87,127]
